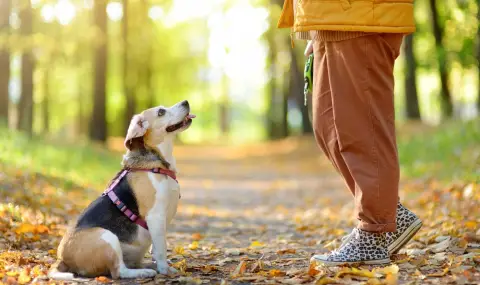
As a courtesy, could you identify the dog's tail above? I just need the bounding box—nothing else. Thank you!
[48,260,75,281]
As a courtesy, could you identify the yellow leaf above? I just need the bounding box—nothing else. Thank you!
[315,276,337,285]
[47,249,56,256]
[188,241,199,250]
[15,224,35,235]
[268,269,286,277]
[6,271,18,277]
[465,221,477,230]
[35,225,49,234]
[373,264,399,276]
[385,273,398,285]
[335,267,375,278]
[249,241,265,248]
[172,259,187,275]
[174,245,185,255]
[18,272,31,285]
[426,267,449,277]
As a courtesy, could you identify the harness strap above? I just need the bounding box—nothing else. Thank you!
[102,167,179,231]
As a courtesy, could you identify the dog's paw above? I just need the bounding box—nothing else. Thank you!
[119,268,157,279]
[137,269,158,278]
[156,261,178,275]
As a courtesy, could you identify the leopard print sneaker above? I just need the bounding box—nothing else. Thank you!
[310,228,390,266]
[386,202,422,254]
[338,202,422,255]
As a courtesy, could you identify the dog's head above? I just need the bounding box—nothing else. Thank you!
[124,100,195,151]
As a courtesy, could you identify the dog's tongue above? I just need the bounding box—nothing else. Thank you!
[187,114,196,119]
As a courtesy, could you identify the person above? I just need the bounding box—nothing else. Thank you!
[277,0,422,266]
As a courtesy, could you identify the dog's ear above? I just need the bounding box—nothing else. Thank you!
[124,114,149,150]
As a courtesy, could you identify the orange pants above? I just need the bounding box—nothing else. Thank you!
[312,32,404,233]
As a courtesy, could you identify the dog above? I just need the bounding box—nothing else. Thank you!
[48,100,195,280]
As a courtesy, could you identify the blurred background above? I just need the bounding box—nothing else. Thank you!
[0,0,479,145]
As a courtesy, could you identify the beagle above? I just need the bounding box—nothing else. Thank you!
[48,100,195,280]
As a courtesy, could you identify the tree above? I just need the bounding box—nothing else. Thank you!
[0,0,11,126]
[18,0,34,135]
[403,34,421,120]
[89,0,108,142]
[477,0,480,115]
[122,0,135,132]
[428,0,453,118]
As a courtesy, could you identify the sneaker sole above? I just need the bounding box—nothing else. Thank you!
[388,219,423,255]
[310,256,391,267]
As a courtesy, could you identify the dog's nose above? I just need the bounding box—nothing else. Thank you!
[181,100,189,109]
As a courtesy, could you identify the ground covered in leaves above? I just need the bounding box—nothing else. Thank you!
[0,121,479,284]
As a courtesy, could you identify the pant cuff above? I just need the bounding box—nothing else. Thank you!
[358,221,396,233]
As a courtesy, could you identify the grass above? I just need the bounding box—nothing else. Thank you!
[0,129,120,189]
[397,119,480,183]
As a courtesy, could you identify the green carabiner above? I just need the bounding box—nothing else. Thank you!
[303,53,314,106]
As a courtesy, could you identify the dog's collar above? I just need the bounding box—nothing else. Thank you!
[128,167,177,183]
[102,167,178,231]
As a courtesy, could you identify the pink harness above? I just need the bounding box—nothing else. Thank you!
[102,168,178,230]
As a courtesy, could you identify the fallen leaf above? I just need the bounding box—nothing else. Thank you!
[192,233,203,241]
[232,261,247,277]
[200,265,218,273]
[249,241,265,248]
[335,267,375,278]
[17,272,31,285]
[308,262,320,277]
[95,276,111,283]
[315,275,337,285]
[250,260,264,273]
[373,264,399,276]
[172,259,187,275]
[465,221,477,230]
[277,249,296,255]
[14,224,35,235]
[188,241,199,250]
[426,267,449,277]
[174,245,185,255]
[269,269,286,277]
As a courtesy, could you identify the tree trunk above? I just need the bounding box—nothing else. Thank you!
[42,68,49,133]
[281,81,289,137]
[89,0,108,142]
[0,0,10,126]
[403,34,421,120]
[122,0,135,132]
[18,0,34,135]
[477,0,480,115]
[289,45,312,134]
[428,0,453,118]
[266,30,277,139]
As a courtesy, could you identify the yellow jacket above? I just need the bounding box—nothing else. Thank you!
[277,0,415,34]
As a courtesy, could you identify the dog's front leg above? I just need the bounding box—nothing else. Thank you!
[146,213,178,275]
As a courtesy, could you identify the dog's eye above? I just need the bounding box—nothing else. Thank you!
[157,108,166,117]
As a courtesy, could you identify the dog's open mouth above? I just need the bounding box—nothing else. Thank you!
[166,113,196,132]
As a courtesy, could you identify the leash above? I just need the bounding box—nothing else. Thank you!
[101,167,178,231]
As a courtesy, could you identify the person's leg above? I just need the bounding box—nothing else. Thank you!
[311,40,356,194]
[311,33,408,266]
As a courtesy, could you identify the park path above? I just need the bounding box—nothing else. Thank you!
[1,136,478,284]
